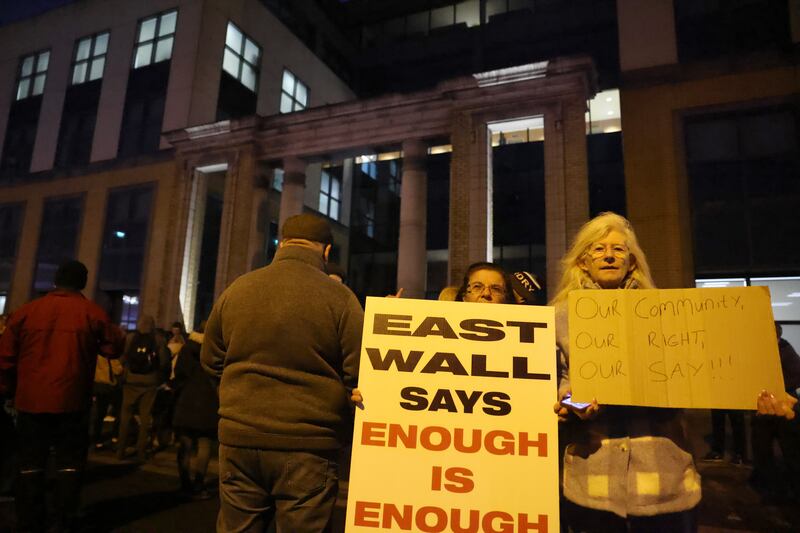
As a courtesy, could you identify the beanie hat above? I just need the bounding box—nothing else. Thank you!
[510,271,541,305]
[54,260,88,290]
[281,214,333,245]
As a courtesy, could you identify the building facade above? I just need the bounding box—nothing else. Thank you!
[1,0,798,345]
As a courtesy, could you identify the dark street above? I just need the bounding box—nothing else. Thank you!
[2,410,799,532]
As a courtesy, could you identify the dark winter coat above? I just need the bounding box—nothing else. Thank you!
[172,333,219,434]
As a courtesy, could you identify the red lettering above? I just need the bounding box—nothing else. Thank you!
[451,508,480,533]
[416,506,448,532]
[388,423,418,448]
[519,513,548,533]
[519,433,548,457]
[444,467,475,493]
[353,501,381,527]
[431,466,442,491]
[382,504,412,529]
[452,428,482,453]
[420,426,451,451]
[482,511,514,533]
[361,422,386,446]
[485,431,515,455]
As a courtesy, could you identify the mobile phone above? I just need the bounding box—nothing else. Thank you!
[560,394,592,411]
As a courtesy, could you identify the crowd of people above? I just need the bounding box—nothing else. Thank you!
[0,211,798,532]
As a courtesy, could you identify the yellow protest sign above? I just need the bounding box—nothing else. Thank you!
[346,297,559,533]
[568,287,784,409]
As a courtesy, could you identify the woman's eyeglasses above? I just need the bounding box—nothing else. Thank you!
[466,282,506,296]
[587,243,629,259]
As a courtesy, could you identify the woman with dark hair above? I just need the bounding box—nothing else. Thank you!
[455,262,514,304]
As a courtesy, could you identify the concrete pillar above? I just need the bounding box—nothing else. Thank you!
[543,98,590,292]
[90,18,136,162]
[396,139,428,299]
[176,167,208,329]
[278,156,307,232]
[245,162,271,270]
[215,147,259,294]
[76,187,109,300]
[30,44,71,172]
[448,111,491,285]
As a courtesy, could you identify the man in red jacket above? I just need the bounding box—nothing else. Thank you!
[0,260,123,532]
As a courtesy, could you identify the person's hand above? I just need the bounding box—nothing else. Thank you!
[554,400,570,423]
[756,390,797,420]
[554,390,600,422]
[351,388,363,408]
[387,288,404,298]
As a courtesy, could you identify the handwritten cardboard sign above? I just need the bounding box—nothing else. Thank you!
[346,297,558,532]
[568,287,785,409]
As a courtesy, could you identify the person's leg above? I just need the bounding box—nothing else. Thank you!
[52,412,90,531]
[116,385,136,459]
[776,417,800,496]
[750,415,778,491]
[273,449,339,533]
[729,410,746,461]
[192,436,212,493]
[15,412,51,533]
[91,387,111,446]
[217,444,273,533]
[135,387,158,461]
[110,385,123,440]
[176,432,193,493]
[708,409,725,458]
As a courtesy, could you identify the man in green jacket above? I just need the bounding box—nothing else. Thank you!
[202,213,363,532]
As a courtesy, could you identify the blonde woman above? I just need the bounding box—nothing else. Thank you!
[551,212,794,532]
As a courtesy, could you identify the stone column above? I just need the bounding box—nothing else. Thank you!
[448,111,491,284]
[76,187,109,300]
[278,156,307,232]
[543,98,590,292]
[396,139,428,298]
[216,148,258,295]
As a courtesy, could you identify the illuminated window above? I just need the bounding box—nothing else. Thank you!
[388,160,401,194]
[120,294,140,331]
[16,50,50,100]
[280,70,308,113]
[357,154,378,180]
[222,22,261,92]
[272,168,284,191]
[318,169,341,221]
[133,10,177,69]
[71,32,109,85]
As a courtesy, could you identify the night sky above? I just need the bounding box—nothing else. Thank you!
[0,0,76,27]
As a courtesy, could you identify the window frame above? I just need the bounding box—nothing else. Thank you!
[132,9,178,69]
[15,49,51,101]
[318,168,342,221]
[221,21,262,93]
[71,31,110,85]
[280,69,309,113]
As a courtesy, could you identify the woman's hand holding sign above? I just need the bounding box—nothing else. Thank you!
[554,389,600,422]
[756,390,797,420]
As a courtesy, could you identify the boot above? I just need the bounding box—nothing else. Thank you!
[54,468,83,532]
[16,469,47,533]
[191,473,211,500]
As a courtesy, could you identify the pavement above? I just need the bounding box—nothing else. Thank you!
[0,410,797,531]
